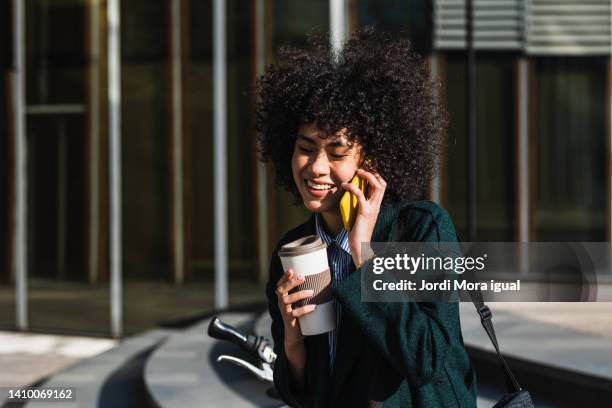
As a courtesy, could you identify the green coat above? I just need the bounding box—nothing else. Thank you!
[266,201,477,407]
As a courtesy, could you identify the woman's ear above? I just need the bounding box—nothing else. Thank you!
[360,156,374,170]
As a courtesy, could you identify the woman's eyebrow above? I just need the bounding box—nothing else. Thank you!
[326,140,349,148]
[297,133,350,148]
[297,134,317,144]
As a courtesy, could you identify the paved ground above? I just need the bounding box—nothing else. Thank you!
[0,331,117,387]
[485,302,612,339]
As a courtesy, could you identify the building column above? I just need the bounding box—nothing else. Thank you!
[517,56,531,244]
[429,51,443,205]
[606,57,611,243]
[213,0,228,309]
[169,0,189,285]
[86,0,102,285]
[10,0,28,331]
[330,0,348,56]
[107,0,122,338]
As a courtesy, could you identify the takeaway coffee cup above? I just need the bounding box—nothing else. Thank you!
[278,235,336,336]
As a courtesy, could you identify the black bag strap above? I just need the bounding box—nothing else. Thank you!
[457,239,522,393]
[465,281,522,392]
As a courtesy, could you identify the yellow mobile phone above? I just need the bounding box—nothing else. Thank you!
[340,174,368,232]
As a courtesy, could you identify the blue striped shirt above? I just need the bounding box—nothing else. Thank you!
[314,213,352,373]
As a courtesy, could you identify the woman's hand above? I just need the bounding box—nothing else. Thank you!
[341,167,387,268]
[275,269,316,345]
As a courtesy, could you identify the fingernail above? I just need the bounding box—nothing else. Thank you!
[307,290,314,296]
[309,304,317,311]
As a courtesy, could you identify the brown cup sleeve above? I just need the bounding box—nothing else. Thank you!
[289,268,332,308]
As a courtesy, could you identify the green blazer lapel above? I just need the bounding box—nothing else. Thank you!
[328,203,402,401]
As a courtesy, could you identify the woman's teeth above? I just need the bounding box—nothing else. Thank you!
[306,180,333,190]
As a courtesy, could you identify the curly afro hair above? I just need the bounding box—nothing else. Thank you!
[254,27,447,205]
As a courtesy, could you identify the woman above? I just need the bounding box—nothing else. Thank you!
[256,28,477,407]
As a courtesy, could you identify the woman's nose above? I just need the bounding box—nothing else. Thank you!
[310,152,330,176]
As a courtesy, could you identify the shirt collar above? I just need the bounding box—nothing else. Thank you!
[314,213,351,255]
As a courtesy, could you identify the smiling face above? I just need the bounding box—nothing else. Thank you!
[291,123,363,214]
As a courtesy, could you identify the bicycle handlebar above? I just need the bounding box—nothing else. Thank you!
[208,316,253,348]
[207,316,276,365]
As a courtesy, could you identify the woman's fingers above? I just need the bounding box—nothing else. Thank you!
[276,269,292,287]
[291,304,316,317]
[356,168,386,204]
[341,181,368,210]
[356,168,381,190]
[275,269,304,296]
[282,289,314,305]
[275,270,309,338]
[276,269,312,321]
[275,270,290,293]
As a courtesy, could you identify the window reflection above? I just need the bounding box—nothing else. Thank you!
[534,57,607,241]
[444,52,516,241]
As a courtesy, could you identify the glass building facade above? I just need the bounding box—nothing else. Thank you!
[1,1,610,337]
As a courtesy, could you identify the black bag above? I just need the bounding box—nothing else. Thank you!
[468,289,535,408]
[492,390,534,408]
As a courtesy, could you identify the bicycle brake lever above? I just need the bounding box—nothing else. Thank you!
[217,355,274,382]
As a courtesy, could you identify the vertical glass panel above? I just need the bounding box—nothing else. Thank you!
[475,55,515,241]
[189,0,214,286]
[534,57,607,241]
[445,52,468,237]
[0,0,14,329]
[444,52,516,241]
[121,0,173,335]
[273,0,328,46]
[218,0,267,308]
[226,0,259,300]
[25,0,110,336]
[358,0,411,31]
[356,0,431,54]
[121,0,169,280]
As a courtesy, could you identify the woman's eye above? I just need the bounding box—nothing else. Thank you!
[298,146,312,154]
[331,153,348,159]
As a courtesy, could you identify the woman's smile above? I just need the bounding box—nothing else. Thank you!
[304,179,338,197]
